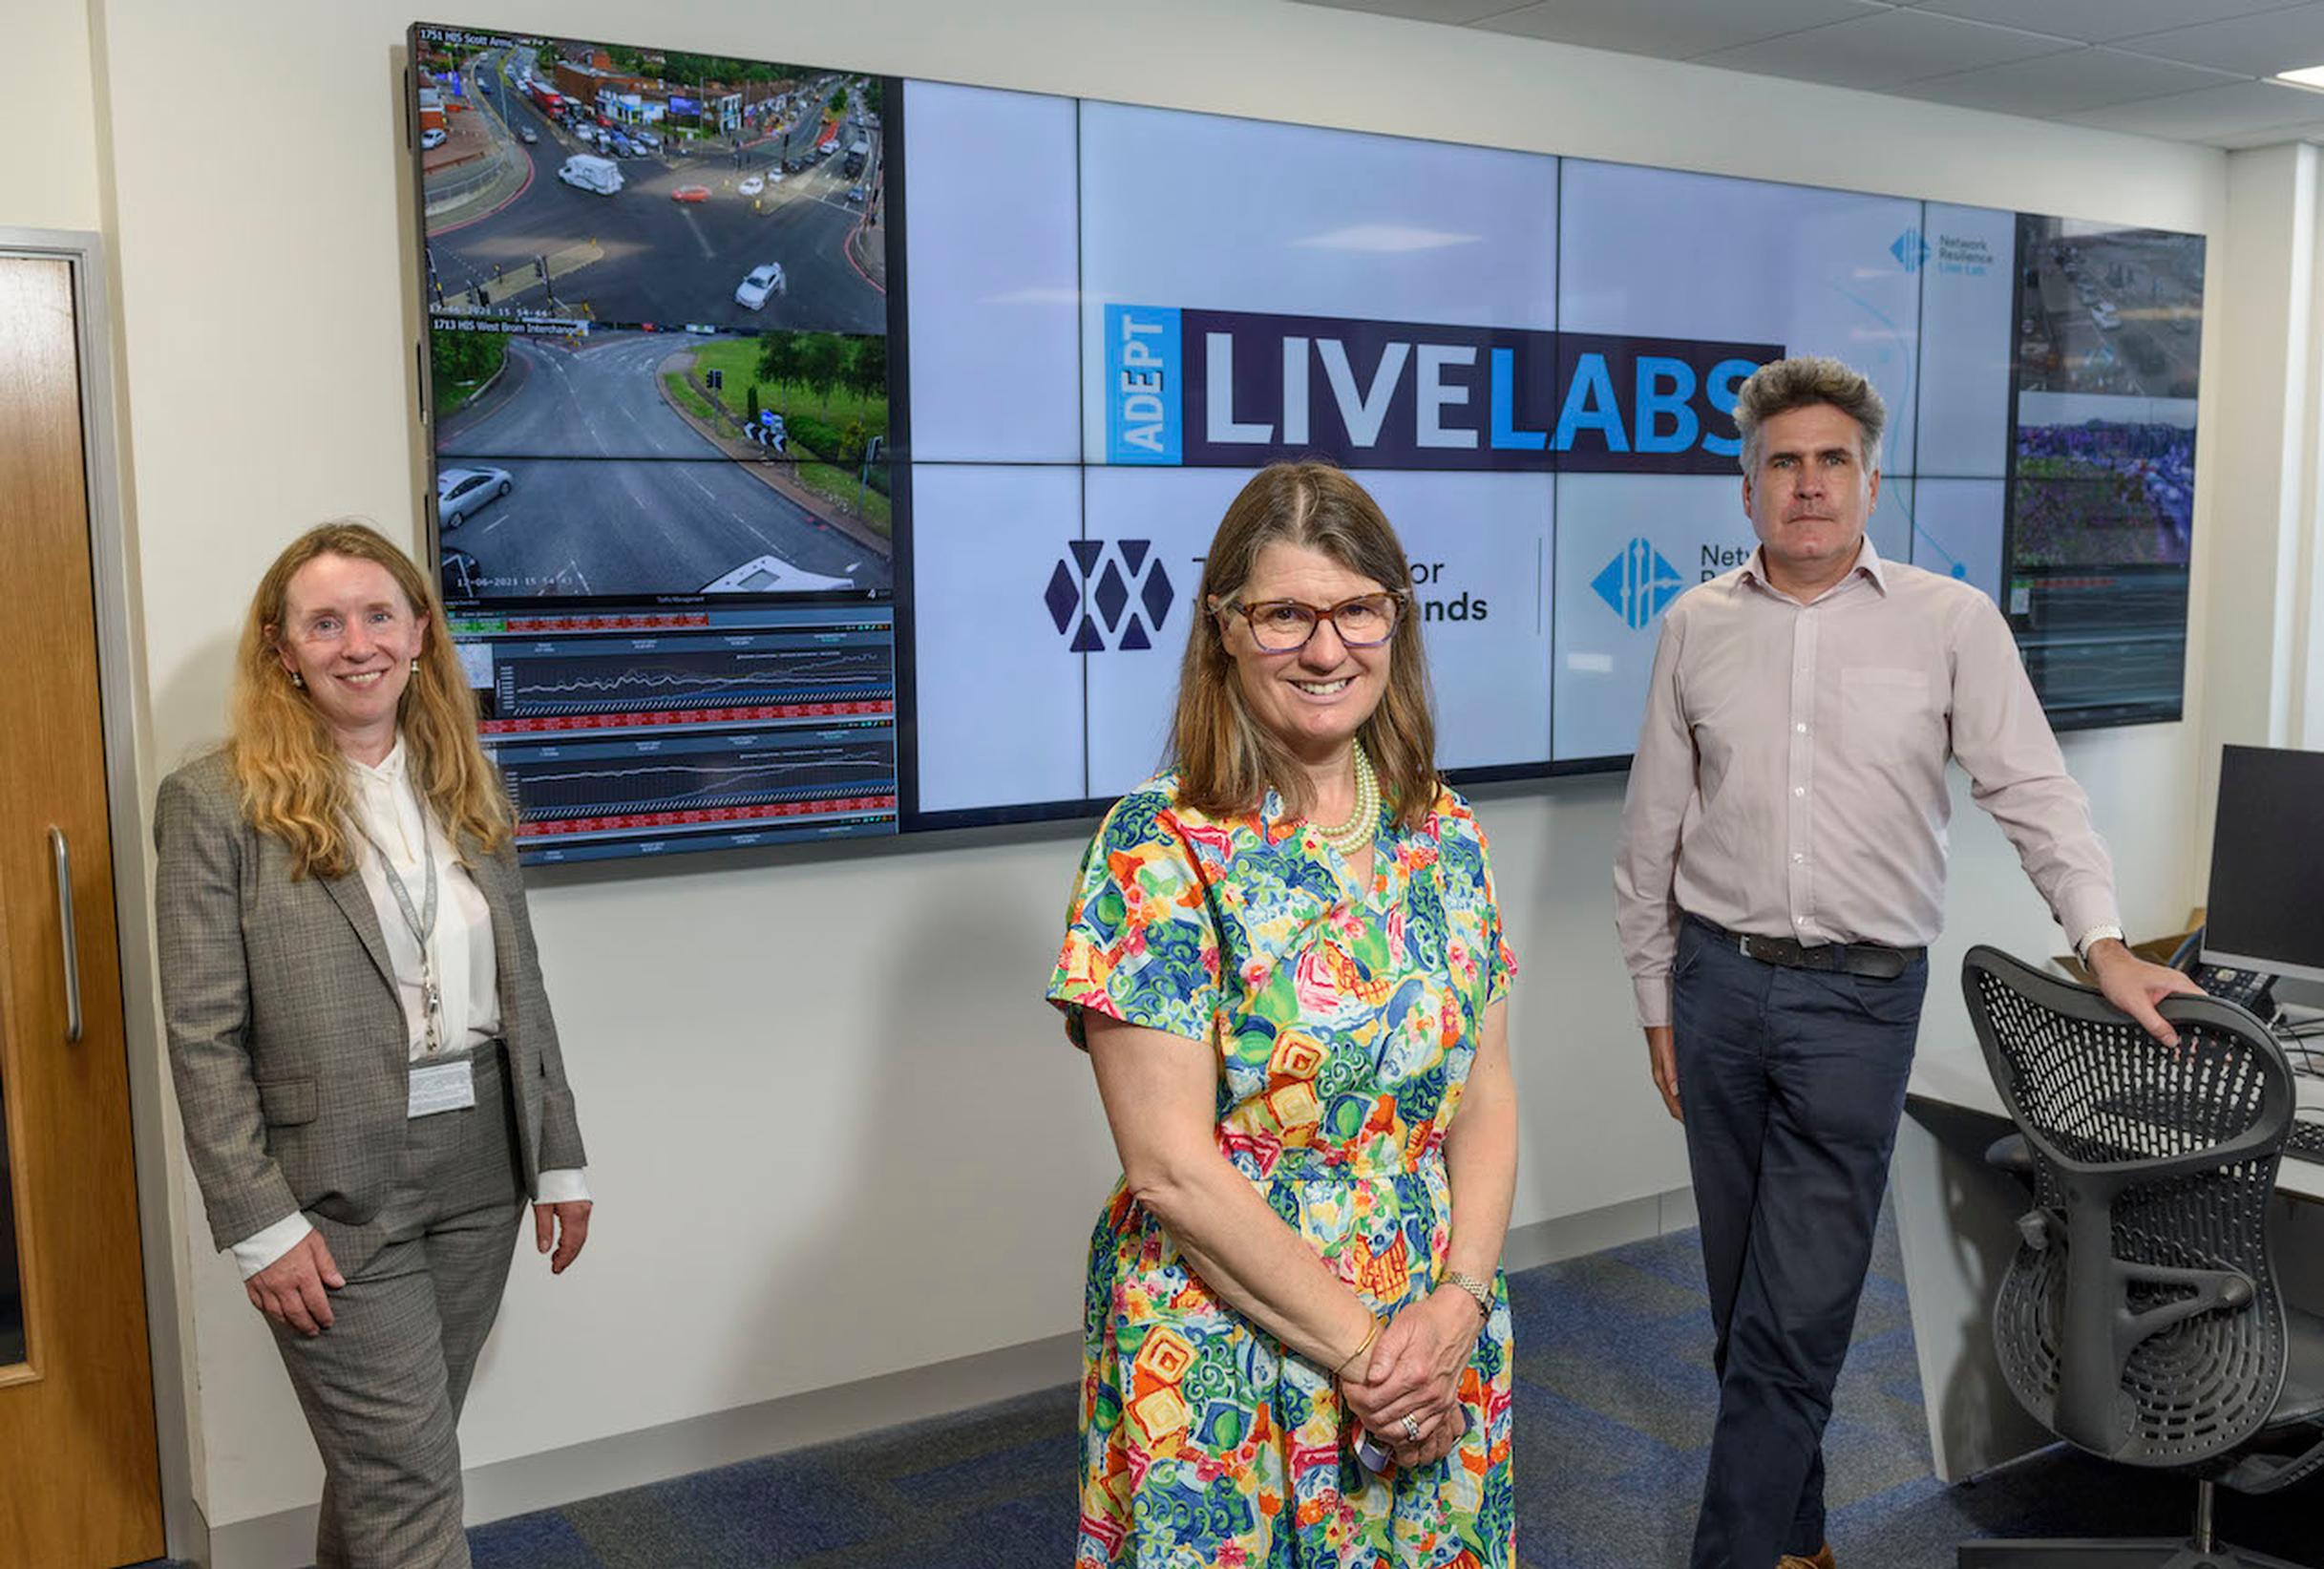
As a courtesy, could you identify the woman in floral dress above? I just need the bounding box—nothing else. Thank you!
[1049,463,1519,1567]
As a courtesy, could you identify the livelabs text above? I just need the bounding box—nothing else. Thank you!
[1106,304,1781,474]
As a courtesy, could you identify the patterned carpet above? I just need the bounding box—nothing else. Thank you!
[169,1210,2324,1568]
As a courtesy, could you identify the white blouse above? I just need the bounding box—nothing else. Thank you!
[349,736,500,1058]
[230,736,588,1279]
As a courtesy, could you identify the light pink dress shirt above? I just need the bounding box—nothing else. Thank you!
[1614,538,2121,1029]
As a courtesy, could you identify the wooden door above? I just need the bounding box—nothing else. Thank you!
[0,253,163,1564]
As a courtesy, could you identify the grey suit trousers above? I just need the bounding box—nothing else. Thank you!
[269,1044,525,1569]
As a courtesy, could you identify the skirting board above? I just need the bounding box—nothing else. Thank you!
[203,1185,1696,1568]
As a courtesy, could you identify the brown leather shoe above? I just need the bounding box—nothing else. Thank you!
[1775,1548,1836,1569]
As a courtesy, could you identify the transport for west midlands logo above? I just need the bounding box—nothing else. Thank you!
[1592,539,1685,630]
[1046,540,1175,652]
[1891,227,1931,272]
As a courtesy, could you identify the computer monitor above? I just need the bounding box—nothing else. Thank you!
[2204,745,2324,987]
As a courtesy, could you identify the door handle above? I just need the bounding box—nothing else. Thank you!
[50,827,82,1043]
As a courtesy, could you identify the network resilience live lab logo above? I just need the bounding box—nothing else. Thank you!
[1046,540,1175,652]
[1593,539,1686,630]
[1105,305,1782,474]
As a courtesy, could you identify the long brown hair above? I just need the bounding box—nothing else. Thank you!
[1171,463,1439,828]
[228,520,512,879]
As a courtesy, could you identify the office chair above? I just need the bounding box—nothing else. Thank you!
[1957,945,2324,1568]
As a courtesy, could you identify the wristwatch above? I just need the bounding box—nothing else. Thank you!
[1443,1270,1492,1322]
[2074,923,2126,963]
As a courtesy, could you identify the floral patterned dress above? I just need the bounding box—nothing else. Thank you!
[1049,773,1517,1568]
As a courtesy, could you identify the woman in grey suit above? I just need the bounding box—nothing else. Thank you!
[156,520,591,1569]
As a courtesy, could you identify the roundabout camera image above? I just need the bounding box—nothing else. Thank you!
[414,28,892,603]
[417,33,885,335]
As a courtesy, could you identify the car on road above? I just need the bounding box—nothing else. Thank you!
[518,126,539,144]
[739,175,765,196]
[671,183,711,203]
[700,555,852,593]
[845,184,867,204]
[609,132,635,157]
[734,263,788,309]
[2091,301,2121,331]
[420,127,447,150]
[436,467,513,531]
[632,128,662,152]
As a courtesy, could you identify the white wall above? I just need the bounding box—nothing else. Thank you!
[7,0,101,232]
[33,0,2265,1545]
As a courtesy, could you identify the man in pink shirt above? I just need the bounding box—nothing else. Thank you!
[1613,356,2196,1569]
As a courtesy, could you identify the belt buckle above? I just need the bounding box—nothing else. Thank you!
[1737,933,1755,961]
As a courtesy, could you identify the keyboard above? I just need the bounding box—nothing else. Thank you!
[2287,1117,2324,1166]
[2091,1085,2324,1167]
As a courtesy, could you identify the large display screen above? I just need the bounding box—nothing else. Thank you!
[409,25,2206,864]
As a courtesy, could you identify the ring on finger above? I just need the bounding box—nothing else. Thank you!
[1401,1412,1423,1442]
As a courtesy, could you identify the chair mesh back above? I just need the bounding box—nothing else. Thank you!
[1966,947,2291,1467]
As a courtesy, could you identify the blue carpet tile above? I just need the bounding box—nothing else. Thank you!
[424,1208,2324,1566]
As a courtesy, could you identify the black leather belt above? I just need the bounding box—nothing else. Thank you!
[1688,914,1922,980]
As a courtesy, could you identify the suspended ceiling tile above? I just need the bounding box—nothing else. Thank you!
[2107,1,2324,74]
[1905,0,2310,46]
[2208,115,2324,144]
[1894,45,2247,116]
[1695,8,2081,90]
[2062,76,2324,134]
[1476,0,1890,59]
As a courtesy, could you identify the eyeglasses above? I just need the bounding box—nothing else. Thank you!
[1213,591,1405,652]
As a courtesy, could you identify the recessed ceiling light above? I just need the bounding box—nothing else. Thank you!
[2278,65,2324,89]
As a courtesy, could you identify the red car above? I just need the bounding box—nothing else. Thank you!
[670,184,710,203]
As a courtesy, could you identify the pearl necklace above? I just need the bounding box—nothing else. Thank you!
[1315,744,1380,858]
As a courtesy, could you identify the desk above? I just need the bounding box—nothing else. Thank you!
[1892,1040,2324,1483]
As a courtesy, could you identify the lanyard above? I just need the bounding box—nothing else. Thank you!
[355,774,447,1056]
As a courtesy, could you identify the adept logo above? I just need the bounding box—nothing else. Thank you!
[1891,228,1931,272]
[1591,539,1685,630]
[1046,540,1176,652]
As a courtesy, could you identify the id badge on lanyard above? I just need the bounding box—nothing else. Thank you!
[357,780,455,1088]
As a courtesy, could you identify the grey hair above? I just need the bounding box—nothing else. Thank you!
[1732,355,1887,474]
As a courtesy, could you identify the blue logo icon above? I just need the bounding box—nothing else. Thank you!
[1891,228,1931,272]
[1591,539,1685,630]
[1105,305,1182,466]
[1046,540,1175,652]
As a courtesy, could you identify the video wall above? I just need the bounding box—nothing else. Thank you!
[410,24,2206,865]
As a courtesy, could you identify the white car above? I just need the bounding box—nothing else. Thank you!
[739,175,765,197]
[436,466,512,530]
[420,127,447,151]
[699,555,851,593]
[733,263,787,310]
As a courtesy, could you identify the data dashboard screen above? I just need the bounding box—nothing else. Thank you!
[410,25,2204,863]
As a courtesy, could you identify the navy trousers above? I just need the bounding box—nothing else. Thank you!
[1672,916,1927,1569]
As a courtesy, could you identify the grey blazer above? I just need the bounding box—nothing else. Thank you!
[154,751,586,1272]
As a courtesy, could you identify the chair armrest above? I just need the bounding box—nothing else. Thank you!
[1985,1134,2035,1179]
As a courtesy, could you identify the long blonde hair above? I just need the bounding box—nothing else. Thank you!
[1172,463,1439,828]
[228,520,512,879]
